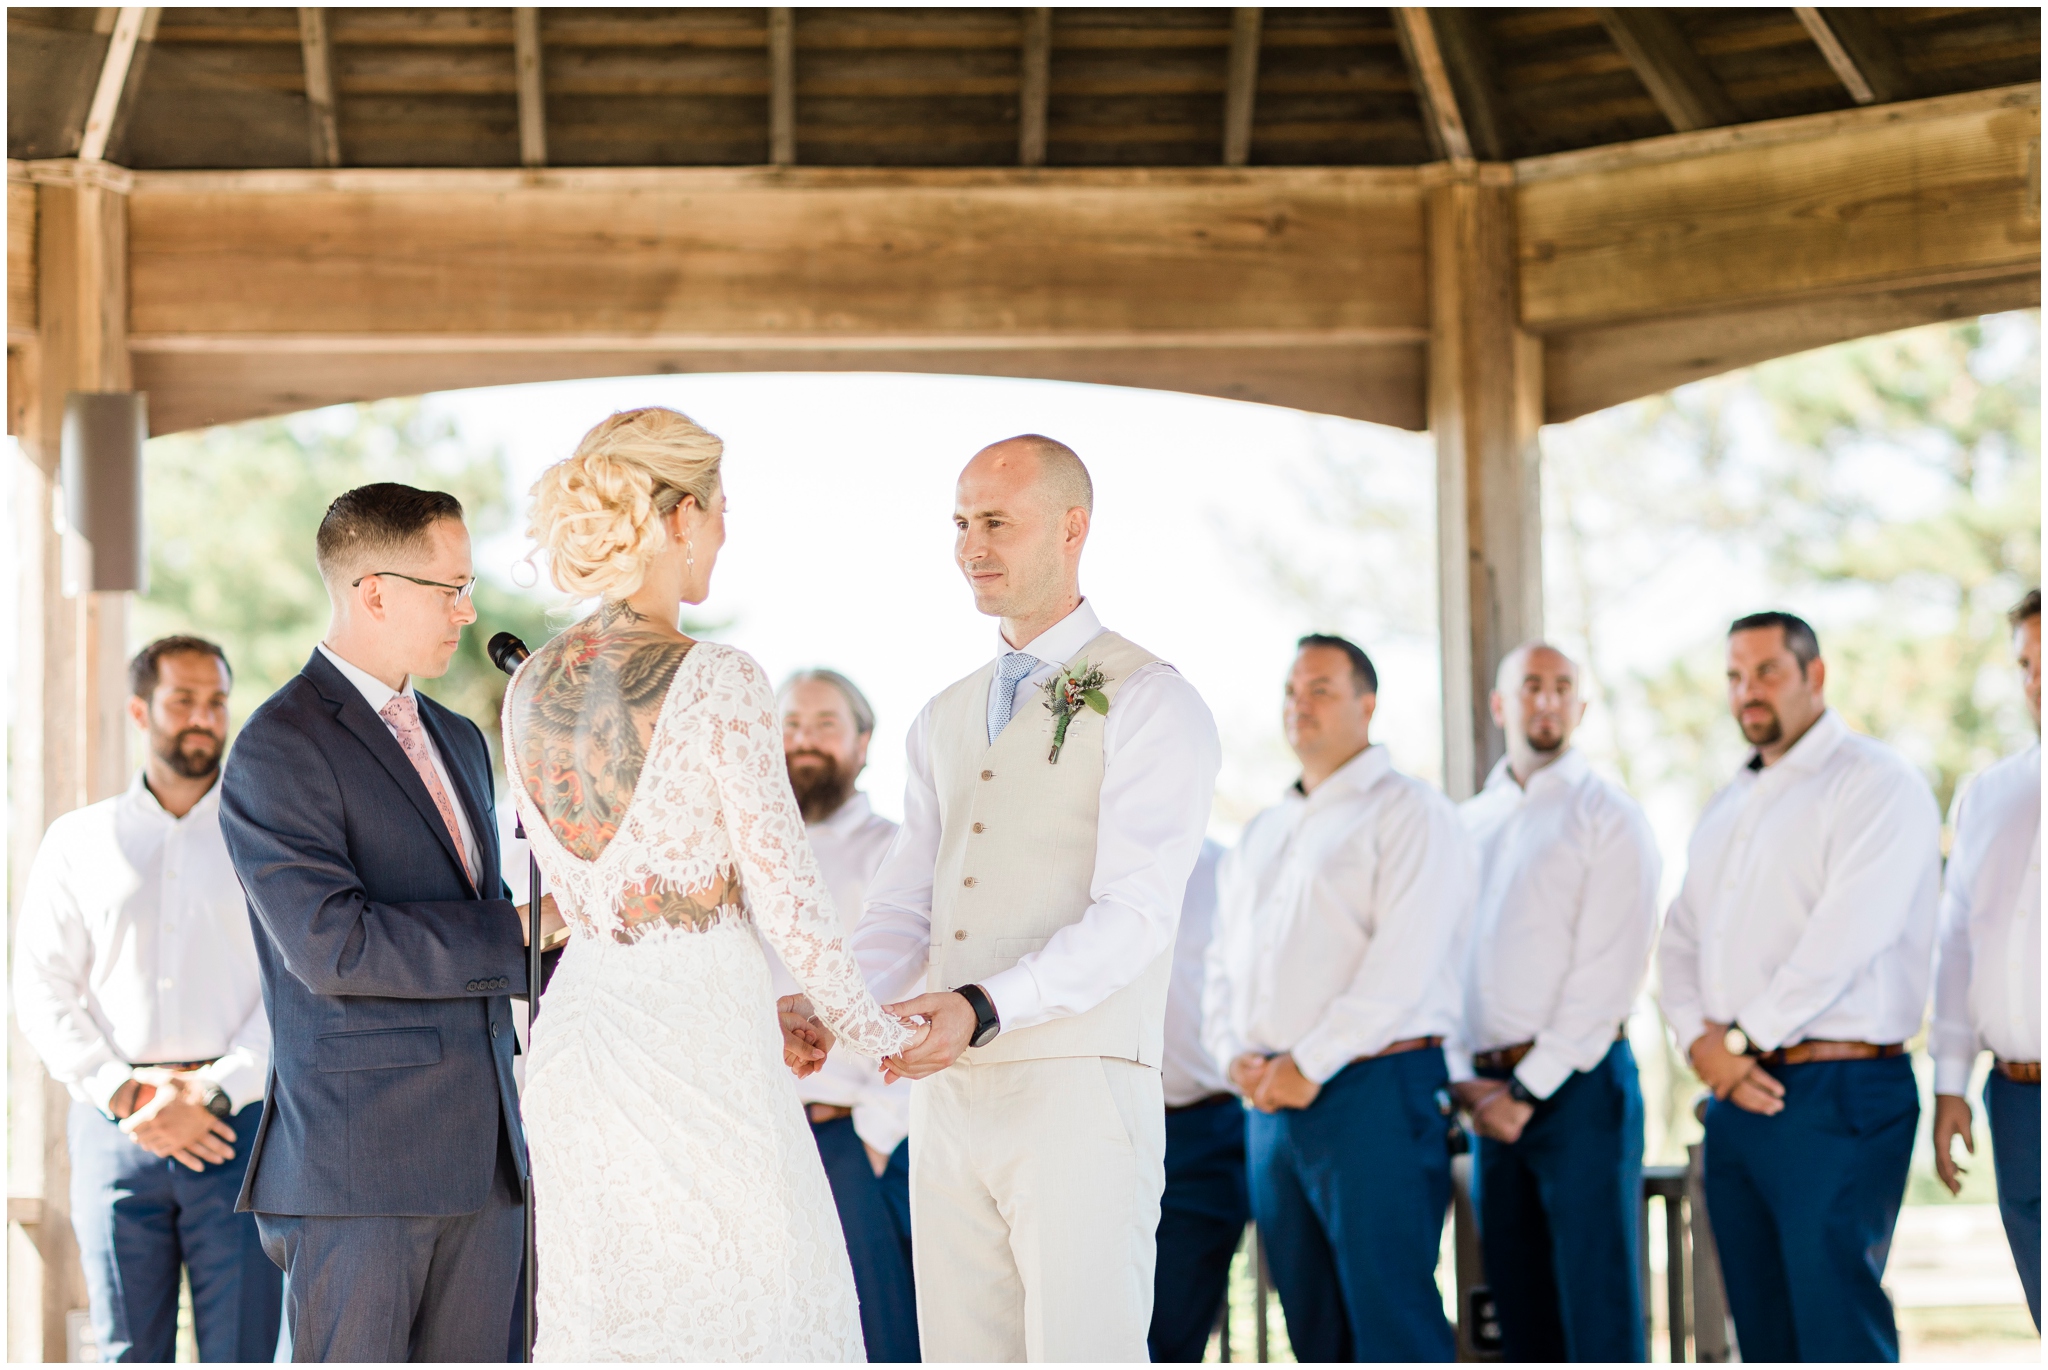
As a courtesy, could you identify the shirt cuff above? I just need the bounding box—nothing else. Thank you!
[1662,1006,1708,1060]
[1733,995,1799,1054]
[1512,1045,1574,1101]
[83,1059,134,1116]
[196,1050,267,1115]
[1289,1034,1351,1086]
[977,965,1045,1035]
[852,1101,910,1157]
[1444,1050,1476,1084]
[1933,1051,1979,1098]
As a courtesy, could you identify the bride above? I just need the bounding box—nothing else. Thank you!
[503,407,921,1362]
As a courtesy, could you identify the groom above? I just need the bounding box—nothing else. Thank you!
[853,435,1221,1361]
[220,484,556,1361]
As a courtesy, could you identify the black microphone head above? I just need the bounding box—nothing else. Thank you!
[487,632,530,676]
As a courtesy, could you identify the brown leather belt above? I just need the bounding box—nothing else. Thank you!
[135,1059,218,1072]
[1167,1092,1239,1115]
[1473,1027,1628,1075]
[1752,1040,1905,1067]
[1350,1035,1443,1065]
[805,1103,853,1124]
[1997,1060,2043,1084]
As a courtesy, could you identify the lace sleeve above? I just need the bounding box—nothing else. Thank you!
[703,648,914,1060]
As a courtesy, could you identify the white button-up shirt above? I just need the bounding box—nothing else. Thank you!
[1658,709,1941,1054]
[1203,745,1475,1084]
[317,642,482,881]
[855,599,1221,1032]
[1453,750,1661,1098]
[767,791,914,1155]
[1163,839,1232,1107]
[13,772,270,1114]
[1931,741,2041,1094]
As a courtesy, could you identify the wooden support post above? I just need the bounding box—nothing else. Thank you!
[1427,165,1542,798]
[1018,8,1050,167]
[299,7,341,168]
[1597,8,1738,132]
[768,8,795,167]
[1222,8,1262,167]
[1795,8,1913,106]
[514,8,547,168]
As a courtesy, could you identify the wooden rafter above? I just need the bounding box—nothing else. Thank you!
[76,7,152,163]
[1019,8,1050,168]
[1430,9,1510,163]
[1391,8,1473,164]
[298,8,341,168]
[1596,8,1739,132]
[1795,8,1913,107]
[1222,8,1262,167]
[514,8,546,168]
[768,8,795,167]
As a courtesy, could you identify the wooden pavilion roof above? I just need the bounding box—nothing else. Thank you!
[9,7,2041,171]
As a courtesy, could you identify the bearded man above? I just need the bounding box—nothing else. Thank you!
[15,636,282,1362]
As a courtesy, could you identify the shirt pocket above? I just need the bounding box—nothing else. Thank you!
[314,1027,443,1073]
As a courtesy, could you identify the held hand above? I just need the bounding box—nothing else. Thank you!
[1228,1053,1271,1099]
[1689,1024,1785,1115]
[1452,1080,1531,1142]
[1250,1053,1321,1113]
[878,993,976,1083]
[120,1071,236,1172]
[777,995,832,1078]
[517,893,567,948]
[1932,1092,1975,1196]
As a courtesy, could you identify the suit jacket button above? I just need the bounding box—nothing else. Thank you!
[972,822,986,834]
[465,979,479,992]
[962,876,977,887]
[491,1022,501,1038]
[954,930,968,941]
[980,769,994,781]
[496,977,508,989]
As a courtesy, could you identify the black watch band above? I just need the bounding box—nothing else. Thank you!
[1506,1077,1537,1106]
[201,1083,233,1119]
[956,984,1001,1049]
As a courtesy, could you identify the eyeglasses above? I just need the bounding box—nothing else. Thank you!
[352,571,478,605]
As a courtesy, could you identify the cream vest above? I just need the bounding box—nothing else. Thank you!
[927,630,1175,1066]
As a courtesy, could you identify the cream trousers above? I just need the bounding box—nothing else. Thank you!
[909,1055,1166,1362]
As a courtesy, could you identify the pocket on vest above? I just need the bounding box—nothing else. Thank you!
[993,937,1049,959]
[314,1027,443,1073]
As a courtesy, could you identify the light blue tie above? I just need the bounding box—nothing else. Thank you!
[987,651,1039,744]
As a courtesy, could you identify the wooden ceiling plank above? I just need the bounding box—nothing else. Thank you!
[1391,8,1473,163]
[1222,8,1262,166]
[1019,8,1050,166]
[1795,8,1914,105]
[76,7,151,163]
[514,8,547,167]
[299,8,342,168]
[769,8,795,166]
[1596,8,1741,131]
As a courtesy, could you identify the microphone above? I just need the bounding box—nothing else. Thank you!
[487,632,530,677]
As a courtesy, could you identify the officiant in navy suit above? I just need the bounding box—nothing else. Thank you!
[221,483,561,1363]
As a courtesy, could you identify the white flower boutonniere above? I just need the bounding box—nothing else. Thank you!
[1040,661,1109,764]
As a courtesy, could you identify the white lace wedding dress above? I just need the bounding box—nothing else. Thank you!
[506,641,914,1363]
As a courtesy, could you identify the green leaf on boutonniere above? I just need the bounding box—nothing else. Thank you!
[1082,688,1109,715]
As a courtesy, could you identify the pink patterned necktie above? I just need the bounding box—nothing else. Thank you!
[379,693,475,886]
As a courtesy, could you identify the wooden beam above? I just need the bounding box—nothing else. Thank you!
[1222,8,1262,167]
[299,8,340,168]
[1427,166,1541,797]
[1794,8,1913,106]
[1018,8,1050,168]
[100,7,162,166]
[514,7,546,168]
[1392,8,1473,164]
[1430,8,1511,162]
[768,8,795,167]
[1596,8,1739,132]
[76,7,149,163]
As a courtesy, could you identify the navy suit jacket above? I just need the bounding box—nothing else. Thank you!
[220,648,534,1217]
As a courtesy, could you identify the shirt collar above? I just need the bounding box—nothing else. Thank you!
[1748,706,1848,777]
[1295,743,1391,803]
[998,598,1103,668]
[1484,746,1589,797]
[123,768,222,825]
[811,790,874,835]
[317,642,414,714]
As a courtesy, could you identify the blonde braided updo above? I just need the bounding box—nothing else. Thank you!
[527,407,723,600]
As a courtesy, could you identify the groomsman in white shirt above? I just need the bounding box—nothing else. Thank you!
[1931,589,2040,1328]
[1149,838,1249,1363]
[771,668,919,1363]
[1660,611,1940,1363]
[1450,642,1660,1362]
[13,637,282,1362]
[1204,634,1473,1362]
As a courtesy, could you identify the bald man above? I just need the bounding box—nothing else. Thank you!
[1450,643,1661,1362]
[851,435,1221,1361]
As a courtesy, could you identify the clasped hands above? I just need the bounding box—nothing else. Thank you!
[1229,1052,1323,1113]
[1450,1080,1535,1143]
[774,994,936,1082]
[109,1069,236,1172]
[1689,1021,1786,1116]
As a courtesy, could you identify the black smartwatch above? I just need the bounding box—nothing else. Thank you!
[200,1083,233,1119]
[1506,1077,1537,1106]
[955,984,1001,1049]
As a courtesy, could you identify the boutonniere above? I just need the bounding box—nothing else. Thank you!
[1040,661,1109,764]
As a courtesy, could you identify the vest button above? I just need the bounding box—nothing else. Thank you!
[981,769,994,780]
[963,876,978,887]
[954,929,968,941]
[972,822,986,834]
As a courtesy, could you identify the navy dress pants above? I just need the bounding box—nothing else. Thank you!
[69,1100,282,1363]
[1149,1096,1250,1362]
[1247,1049,1455,1363]
[1985,1070,2041,1329]
[1474,1041,1646,1362]
[811,1117,919,1364]
[1702,1055,1917,1362]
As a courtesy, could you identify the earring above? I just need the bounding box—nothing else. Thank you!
[686,537,695,569]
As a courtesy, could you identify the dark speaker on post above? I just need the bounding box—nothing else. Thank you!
[61,391,149,593]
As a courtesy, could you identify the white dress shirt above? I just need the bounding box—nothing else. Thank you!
[13,772,270,1114]
[1453,750,1661,1098]
[854,599,1221,1032]
[1931,740,2041,1094]
[317,642,482,881]
[1203,745,1476,1085]
[1658,708,1941,1055]
[767,791,914,1155]
[1162,839,1232,1107]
